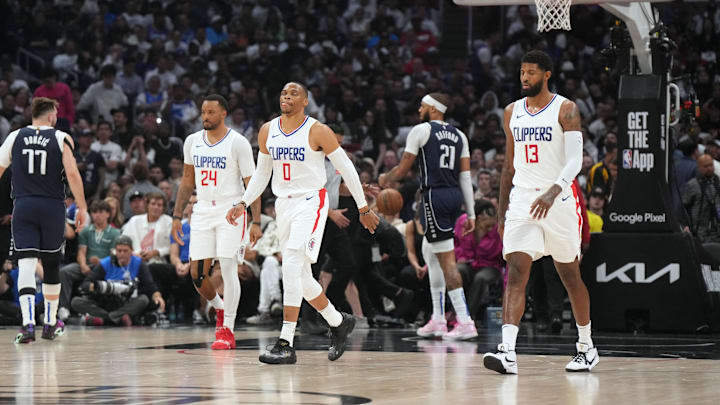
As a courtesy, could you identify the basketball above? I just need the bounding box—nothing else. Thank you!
[376,188,404,216]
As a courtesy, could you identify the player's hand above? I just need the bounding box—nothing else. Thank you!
[249,223,263,247]
[363,183,381,198]
[378,173,389,188]
[462,216,475,236]
[171,218,184,245]
[0,215,11,226]
[329,208,350,229]
[497,217,505,240]
[176,263,190,277]
[530,185,561,220]
[415,264,428,280]
[359,208,380,234]
[226,204,246,226]
[75,208,88,231]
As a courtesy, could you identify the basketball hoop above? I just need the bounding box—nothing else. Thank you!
[536,0,572,32]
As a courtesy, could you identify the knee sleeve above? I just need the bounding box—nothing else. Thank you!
[422,237,445,290]
[282,248,305,307]
[301,262,322,301]
[191,259,212,288]
[18,257,38,293]
[429,238,454,254]
[40,252,61,284]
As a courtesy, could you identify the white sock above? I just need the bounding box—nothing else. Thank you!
[210,294,224,310]
[20,294,35,326]
[502,324,519,351]
[577,322,593,347]
[42,283,61,326]
[280,321,297,346]
[430,287,445,321]
[448,287,471,323]
[319,302,343,327]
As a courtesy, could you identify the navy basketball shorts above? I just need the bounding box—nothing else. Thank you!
[11,197,66,258]
[420,187,463,245]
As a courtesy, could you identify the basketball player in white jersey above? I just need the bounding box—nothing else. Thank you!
[171,94,262,350]
[483,50,598,374]
[226,82,379,364]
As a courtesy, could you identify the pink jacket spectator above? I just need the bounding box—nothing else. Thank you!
[454,214,504,270]
[33,81,75,125]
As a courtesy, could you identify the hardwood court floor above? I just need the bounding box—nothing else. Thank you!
[2,325,720,404]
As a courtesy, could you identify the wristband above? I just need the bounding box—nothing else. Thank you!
[359,210,373,216]
[173,215,182,221]
[252,221,261,225]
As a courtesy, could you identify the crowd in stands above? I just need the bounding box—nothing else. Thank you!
[0,0,719,331]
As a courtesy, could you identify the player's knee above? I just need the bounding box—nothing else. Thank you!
[301,271,322,301]
[281,249,304,306]
[40,253,61,284]
[191,259,211,288]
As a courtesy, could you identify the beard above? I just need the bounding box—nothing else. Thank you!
[203,120,219,130]
[420,110,430,122]
[521,80,544,97]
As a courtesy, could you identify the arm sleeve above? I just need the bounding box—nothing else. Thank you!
[459,171,476,219]
[0,130,19,167]
[403,123,431,155]
[327,148,368,209]
[240,152,273,206]
[555,131,584,189]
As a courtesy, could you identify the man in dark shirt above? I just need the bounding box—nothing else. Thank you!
[74,130,106,200]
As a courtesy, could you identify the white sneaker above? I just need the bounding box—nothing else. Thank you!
[57,307,70,322]
[483,343,518,374]
[565,342,599,372]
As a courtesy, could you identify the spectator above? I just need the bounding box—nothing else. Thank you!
[675,137,699,188]
[122,192,173,264]
[58,200,122,320]
[475,169,493,199]
[52,39,79,77]
[587,143,617,197]
[682,154,720,243]
[123,163,162,218]
[158,180,175,214]
[71,235,166,326]
[151,124,183,171]
[33,68,75,130]
[116,58,144,98]
[75,130,106,200]
[104,196,125,228]
[77,64,129,123]
[91,120,123,187]
[111,108,135,148]
[454,200,503,321]
[0,260,44,325]
[127,190,147,217]
[587,187,606,233]
[136,75,168,114]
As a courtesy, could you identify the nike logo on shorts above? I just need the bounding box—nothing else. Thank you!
[306,196,314,200]
[561,196,570,202]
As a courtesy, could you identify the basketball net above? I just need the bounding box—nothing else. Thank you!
[536,0,572,32]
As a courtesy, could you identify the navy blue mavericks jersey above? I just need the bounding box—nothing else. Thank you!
[2,126,67,200]
[417,121,462,189]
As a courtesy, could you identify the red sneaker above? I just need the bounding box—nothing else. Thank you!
[215,309,224,340]
[211,326,235,350]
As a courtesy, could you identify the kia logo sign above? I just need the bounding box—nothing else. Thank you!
[596,263,680,284]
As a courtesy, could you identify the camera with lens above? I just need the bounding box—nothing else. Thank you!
[94,280,137,297]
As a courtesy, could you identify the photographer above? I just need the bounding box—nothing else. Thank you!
[71,236,165,326]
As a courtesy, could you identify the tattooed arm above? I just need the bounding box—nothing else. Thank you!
[529,100,584,219]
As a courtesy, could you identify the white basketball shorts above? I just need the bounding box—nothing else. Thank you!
[503,184,582,263]
[189,200,248,260]
[275,188,329,264]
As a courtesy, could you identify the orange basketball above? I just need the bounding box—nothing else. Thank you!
[377,188,404,216]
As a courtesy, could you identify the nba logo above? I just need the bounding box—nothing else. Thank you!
[622,149,632,169]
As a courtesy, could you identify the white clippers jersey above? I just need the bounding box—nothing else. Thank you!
[266,116,326,198]
[183,128,255,204]
[509,94,569,189]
